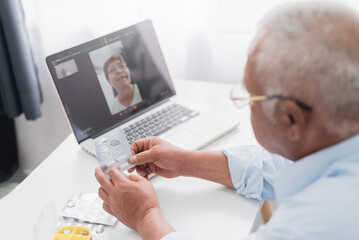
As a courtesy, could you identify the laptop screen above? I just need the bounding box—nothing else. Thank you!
[46,20,175,143]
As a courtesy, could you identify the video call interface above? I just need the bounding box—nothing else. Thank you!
[46,20,175,143]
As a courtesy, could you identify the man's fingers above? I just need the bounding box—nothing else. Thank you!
[102,202,114,216]
[95,167,113,191]
[131,137,153,154]
[109,166,129,184]
[129,150,155,165]
[129,173,143,182]
[136,164,153,178]
[98,187,109,202]
[144,167,152,176]
[136,167,146,177]
[147,163,156,173]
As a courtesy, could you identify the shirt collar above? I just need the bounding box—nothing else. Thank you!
[274,133,359,202]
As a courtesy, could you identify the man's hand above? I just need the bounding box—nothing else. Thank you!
[128,137,190,179]
[128,136,234,189]
[95,166,174,239]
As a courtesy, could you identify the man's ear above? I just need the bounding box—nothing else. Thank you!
[280,101,308,141]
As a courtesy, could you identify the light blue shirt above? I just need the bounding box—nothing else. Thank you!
[162,134,359,240]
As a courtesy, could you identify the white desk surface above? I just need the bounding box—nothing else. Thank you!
[0,79,260,240]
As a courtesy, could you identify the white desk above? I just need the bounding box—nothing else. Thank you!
[0,79,260,240]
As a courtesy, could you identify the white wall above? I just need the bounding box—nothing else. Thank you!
[17,0,359,173]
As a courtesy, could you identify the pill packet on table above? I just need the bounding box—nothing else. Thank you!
[95,128,134,178]
[60,193,117,227]
[57,218,107,235]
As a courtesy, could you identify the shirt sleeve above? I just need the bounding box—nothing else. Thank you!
[222,145,291,201]
[243,217,297,240]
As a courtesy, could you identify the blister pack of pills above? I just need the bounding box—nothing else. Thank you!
[95,128,134,178]
[57,217,107,236]
[60,193,117,231]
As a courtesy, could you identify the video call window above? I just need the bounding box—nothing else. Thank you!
[55,59,78,79]
[89,41,143,115]
[46,20,176,143]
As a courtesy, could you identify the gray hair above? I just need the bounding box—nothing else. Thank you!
[252,1,359,136]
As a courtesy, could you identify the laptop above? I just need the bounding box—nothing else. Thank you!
[46,20,239,157]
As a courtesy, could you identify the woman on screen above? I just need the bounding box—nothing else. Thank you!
[103,54,142,115]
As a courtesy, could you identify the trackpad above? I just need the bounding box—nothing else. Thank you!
[162,129,203,149]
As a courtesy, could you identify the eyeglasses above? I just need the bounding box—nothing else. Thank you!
[108,63,127,75]
[230,83,312,112]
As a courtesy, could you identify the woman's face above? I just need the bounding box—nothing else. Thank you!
[107,59,131,91]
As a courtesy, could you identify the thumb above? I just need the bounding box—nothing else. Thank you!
[128,150,155,165]
[109,166,128,183]
[129,173,143,182]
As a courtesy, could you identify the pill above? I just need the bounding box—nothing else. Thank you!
[115,155,126,162]
[95,224,105,234]
[119,162,129,170]
[67,199,78,208]
[105,160,116,168]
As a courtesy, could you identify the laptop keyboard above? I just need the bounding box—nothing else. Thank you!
[124,104,198,143]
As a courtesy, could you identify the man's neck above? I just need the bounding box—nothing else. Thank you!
[292,130,359,161]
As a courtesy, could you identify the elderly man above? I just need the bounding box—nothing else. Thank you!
[95,2,359,239]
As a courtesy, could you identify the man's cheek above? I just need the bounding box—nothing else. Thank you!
[251,115,271,147]
[250,110,261,131]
